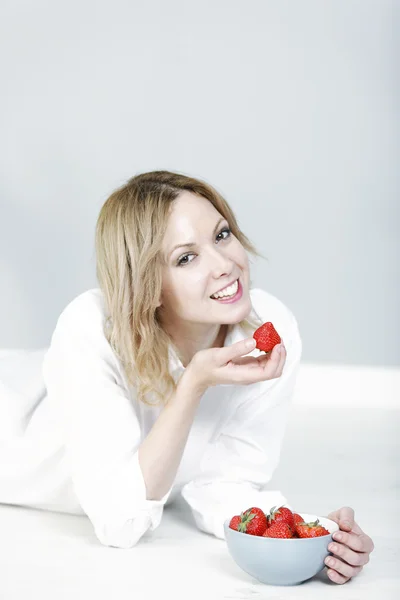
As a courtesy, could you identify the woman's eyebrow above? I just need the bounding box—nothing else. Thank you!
[167,217,225,259]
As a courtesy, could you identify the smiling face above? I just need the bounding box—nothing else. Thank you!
[158,191,252,341]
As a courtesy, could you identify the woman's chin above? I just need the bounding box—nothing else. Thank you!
[220,297,253,324]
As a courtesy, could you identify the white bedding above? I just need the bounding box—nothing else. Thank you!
[0,395,398,599]
[0,351,398,599]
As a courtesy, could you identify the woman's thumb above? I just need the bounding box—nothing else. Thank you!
[221,337,256,362]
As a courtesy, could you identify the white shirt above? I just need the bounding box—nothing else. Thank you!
[0,287,302,548]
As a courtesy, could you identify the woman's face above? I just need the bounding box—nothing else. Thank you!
[158,191,252,330]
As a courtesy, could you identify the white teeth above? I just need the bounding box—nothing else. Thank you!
[211,279,239,299]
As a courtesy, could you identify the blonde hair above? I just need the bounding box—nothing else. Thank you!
[95,170,266,407]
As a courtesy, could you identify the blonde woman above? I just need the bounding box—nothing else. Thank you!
[0,171,373,584]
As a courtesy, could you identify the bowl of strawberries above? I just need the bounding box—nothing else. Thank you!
[224,505,339,586]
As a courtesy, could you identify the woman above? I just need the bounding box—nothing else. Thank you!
[0,170,373,583]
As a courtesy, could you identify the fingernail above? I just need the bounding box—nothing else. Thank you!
[334,532,342,541]
[246,339,256,348]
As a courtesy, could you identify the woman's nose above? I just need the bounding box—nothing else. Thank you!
[208,248,234,277]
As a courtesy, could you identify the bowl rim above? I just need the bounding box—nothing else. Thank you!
[224,513,339,539]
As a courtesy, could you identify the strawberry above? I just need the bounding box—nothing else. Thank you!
[231,507,268,536]
[291,513,304,536]
[262,521,294,538]
[293,512,305,527]
[253,322,281,353]
[296,519,330,538]
[229,515,242,531]
[267,505,295,529]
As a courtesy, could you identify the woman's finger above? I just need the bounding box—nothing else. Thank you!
[230,356,260,366]
[253,352,272,366]
[247,343,283,383]
[274,343,287,377]
[326,564,363,584]
[219,338,257,365]
[332,530,374,555]
[325,553,364,580]
[231,349,274,367]
[326,541,370,570]
[259,343,284,378]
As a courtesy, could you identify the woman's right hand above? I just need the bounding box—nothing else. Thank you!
[185,337,286,393]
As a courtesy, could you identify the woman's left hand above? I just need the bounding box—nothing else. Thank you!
[323,506,375,584]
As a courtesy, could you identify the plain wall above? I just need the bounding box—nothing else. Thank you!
[0,0,398,367]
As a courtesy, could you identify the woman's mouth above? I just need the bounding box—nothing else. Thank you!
[210,279,243,303]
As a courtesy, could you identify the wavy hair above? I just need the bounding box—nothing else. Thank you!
[95,170,266,407]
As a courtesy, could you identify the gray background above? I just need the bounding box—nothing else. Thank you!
[0,0,398,367]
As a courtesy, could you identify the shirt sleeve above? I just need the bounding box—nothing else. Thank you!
[180,300,302,540]
[42,297,174,549]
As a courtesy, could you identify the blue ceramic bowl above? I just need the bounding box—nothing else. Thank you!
[224,513,339,586]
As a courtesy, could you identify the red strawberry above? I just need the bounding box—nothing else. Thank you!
[233,507,268,536]
[253,322,281,353]
[293,512,305,527]
[262,521,294,538]
[229,515,242,531]
[291,513,304,536]
[296,519,330,538]
[267,505,295,529]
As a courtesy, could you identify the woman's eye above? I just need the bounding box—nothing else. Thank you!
[217,227,231,241]
[177,227,231,267]
[177,254,192,266]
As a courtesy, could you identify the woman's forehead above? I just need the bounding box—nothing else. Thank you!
[162,199,223,256]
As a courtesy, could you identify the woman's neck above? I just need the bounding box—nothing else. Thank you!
[171,323,229,368]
